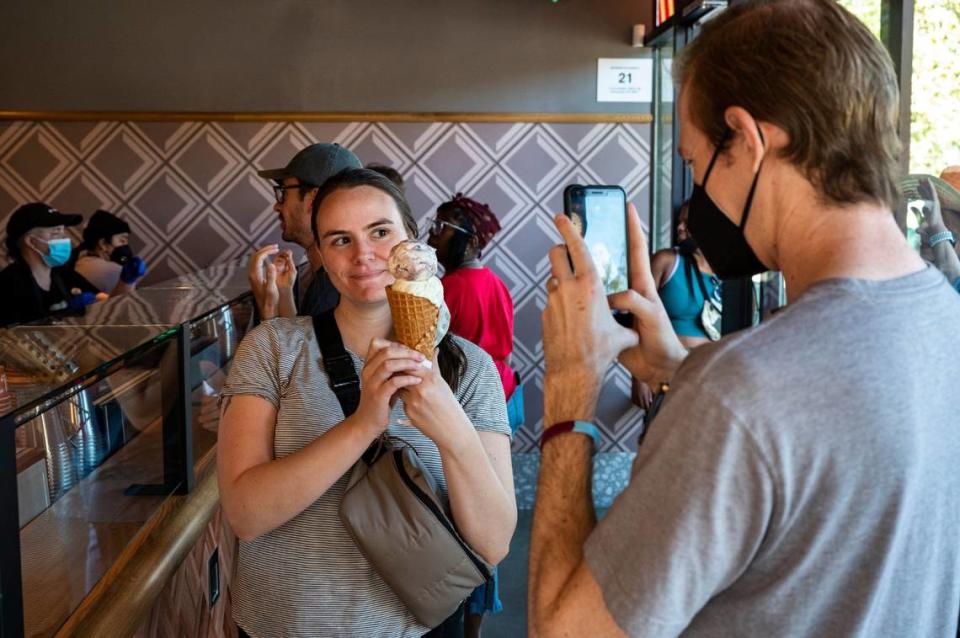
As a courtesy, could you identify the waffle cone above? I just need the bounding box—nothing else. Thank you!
[385,286,440,359]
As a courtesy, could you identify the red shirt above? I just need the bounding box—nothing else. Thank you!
[441,267,517,399]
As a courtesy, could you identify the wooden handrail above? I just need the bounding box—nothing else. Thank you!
[55,453,221,638]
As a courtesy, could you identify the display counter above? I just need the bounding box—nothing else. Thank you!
[0,259,255,637]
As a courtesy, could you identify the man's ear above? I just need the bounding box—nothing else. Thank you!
[21,234,39,255]
[304,187,321,244]
[303,186,319,209]
[724,106,766,172]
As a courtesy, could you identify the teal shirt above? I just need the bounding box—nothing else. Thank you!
[658,251,719,338]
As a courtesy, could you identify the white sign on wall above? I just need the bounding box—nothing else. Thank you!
[596,57,652,103]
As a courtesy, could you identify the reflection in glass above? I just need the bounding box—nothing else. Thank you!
[650,28,675,253]
[1,258,257,637]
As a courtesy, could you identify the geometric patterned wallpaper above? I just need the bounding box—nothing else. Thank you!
[0,119,651,453]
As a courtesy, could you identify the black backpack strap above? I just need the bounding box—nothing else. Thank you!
[312,310,386,465]
[311,309,361,418]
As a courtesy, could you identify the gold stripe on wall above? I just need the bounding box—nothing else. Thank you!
[0,111,653,124]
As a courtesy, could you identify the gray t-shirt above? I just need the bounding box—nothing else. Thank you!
[221,317,510,638]
[586,265,960,637]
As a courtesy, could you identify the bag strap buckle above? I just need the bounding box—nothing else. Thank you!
[325,354,359,389]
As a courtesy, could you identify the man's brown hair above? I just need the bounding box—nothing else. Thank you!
[675,0,901,210]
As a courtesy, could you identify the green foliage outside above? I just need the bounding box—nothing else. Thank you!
[839,0,960,175]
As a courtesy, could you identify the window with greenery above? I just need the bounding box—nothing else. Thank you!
[909,2,960,173]
[839,0,960,174]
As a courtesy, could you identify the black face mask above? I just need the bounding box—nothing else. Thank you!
[686,129,768,279]
[110,245,134,265]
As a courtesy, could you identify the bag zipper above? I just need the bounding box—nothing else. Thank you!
[392,450,492,580]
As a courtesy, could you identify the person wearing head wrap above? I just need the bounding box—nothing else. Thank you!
[426,193,520,637]
[74,209,147,295]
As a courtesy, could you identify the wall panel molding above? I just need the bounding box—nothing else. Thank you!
[0,112,653,124]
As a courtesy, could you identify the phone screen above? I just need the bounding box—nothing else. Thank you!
[565,185,629,294]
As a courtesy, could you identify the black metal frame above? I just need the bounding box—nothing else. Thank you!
[881,0,914,175]
[125,323,194,497]
[0,412,24,637]
[0,322,195,637]
[644,0,726,47]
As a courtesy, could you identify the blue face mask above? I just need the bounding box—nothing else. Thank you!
[36,237,72,268]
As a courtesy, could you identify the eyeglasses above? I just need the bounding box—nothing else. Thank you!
[272,183,301,204]
[423,217,471,237]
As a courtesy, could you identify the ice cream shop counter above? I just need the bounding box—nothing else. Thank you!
[0,259,256,638]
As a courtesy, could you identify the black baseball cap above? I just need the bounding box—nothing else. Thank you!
[82,209,131,245]
[4,202,82,259]
[6,202,82,241]
[257,143,361,186]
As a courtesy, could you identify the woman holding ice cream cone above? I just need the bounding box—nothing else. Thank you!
[217,168,516,638]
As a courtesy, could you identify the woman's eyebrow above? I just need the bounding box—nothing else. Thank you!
[321,218,395,239]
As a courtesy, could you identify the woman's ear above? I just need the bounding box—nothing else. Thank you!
[308,242,324,270]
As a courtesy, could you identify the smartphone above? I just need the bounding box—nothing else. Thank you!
[563,184,630,294]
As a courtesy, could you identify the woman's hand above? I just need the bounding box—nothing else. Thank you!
[400,352,471,452]
[631,378,654,410]
[352,338,425,434]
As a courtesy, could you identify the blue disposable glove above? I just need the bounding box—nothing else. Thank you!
[67,291,97,313]
[120,256,146,284]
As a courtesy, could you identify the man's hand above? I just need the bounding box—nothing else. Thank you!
[248,245,280,319]
[542,213,638,423]
[273,249,297,293]
[609,204,688,386]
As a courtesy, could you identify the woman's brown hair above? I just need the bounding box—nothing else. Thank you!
[311,168,468,392]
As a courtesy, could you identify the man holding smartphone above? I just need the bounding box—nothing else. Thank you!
[529,1,960,637]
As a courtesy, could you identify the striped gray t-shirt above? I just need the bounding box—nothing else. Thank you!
[221,317,510,638]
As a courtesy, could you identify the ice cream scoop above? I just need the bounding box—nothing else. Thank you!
[388,240,437,282]
[386,241,450,360]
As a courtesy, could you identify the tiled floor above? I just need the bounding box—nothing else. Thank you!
[480,507,610,638]
[483,509,532,638]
